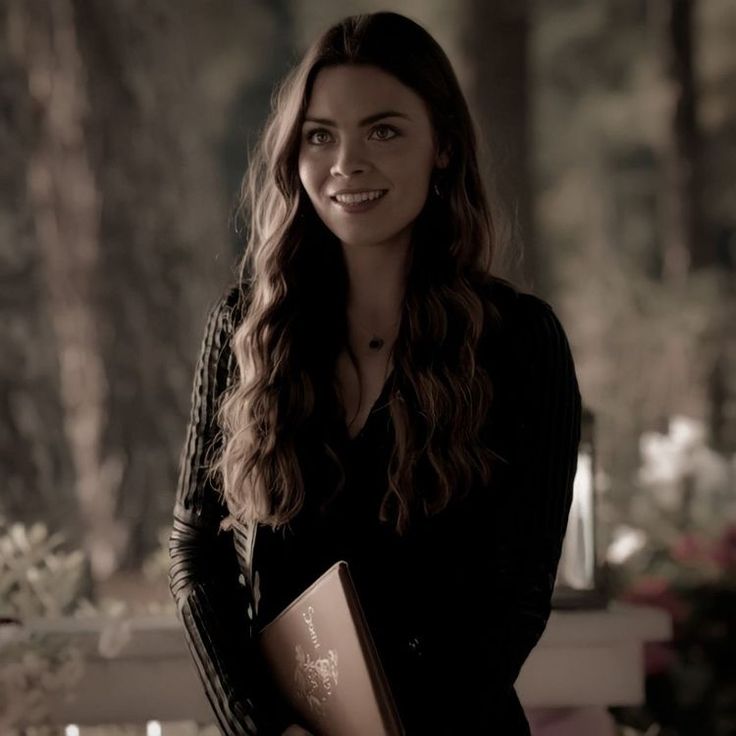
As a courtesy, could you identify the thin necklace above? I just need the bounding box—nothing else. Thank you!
[342,338,397,431]
[348,311,402,351]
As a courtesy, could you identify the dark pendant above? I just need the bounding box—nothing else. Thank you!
[368,337,384,350]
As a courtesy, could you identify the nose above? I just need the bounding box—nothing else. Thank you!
[329,137,368,178]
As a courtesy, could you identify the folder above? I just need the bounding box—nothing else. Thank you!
[256,560,405,736]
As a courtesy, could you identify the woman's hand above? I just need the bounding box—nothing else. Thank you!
[281,725,314,736]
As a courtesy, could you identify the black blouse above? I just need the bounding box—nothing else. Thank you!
[169,276,582,735]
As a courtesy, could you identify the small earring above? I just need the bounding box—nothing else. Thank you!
[433,182,441,198]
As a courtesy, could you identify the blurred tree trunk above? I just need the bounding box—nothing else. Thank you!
[8,0,119,581]
[223,0,294,255]
[672,0,712,269]
[4,0,282,587]
[461,0,534,292]
[70,0,271,573]
[1,8,81,541]
[660,0,708,280]
[664,0,733,455]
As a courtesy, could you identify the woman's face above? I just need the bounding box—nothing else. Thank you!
[298,64,448,250]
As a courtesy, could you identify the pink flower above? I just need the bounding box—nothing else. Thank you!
[619,575,690,624]
[710,524,736,571]
[643,641,677,676]
[670,533,708,564]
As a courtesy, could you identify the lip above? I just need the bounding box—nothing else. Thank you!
[329,189,388,214]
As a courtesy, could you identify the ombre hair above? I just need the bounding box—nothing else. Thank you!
[212,11,512,537]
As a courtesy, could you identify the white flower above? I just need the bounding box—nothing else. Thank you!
[607,524,648,565]
[97,617,132,659]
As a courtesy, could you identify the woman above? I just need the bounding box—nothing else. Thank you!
[169,11,582,736]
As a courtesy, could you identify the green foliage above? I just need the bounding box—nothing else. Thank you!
[0,639,84,733]
[0,516,88,729]
[0,516,87,620]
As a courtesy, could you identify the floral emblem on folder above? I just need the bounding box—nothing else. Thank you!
[293,644,339,717]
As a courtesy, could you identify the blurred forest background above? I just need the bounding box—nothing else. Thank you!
[1,0,735,733]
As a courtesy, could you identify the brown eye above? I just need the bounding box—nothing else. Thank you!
[306,129,331,145]
[370,124,399,141]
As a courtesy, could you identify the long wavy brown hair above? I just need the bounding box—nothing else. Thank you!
[213,11,512,537]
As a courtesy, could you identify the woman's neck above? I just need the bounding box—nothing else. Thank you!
[341,239,409,337]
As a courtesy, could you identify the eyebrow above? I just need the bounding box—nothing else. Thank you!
[303,110,411,127]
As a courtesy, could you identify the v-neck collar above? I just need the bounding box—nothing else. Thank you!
[341,367,396,444]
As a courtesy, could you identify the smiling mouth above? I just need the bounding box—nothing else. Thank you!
[330,189,388,204]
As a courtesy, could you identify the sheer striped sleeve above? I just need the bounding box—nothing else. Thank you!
[168,287,292,736]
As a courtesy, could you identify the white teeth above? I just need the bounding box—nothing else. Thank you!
[334,190,385,204]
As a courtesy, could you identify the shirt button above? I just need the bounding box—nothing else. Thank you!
[407,635,423,657]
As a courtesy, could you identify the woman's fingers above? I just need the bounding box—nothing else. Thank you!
[281,725,314,736]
